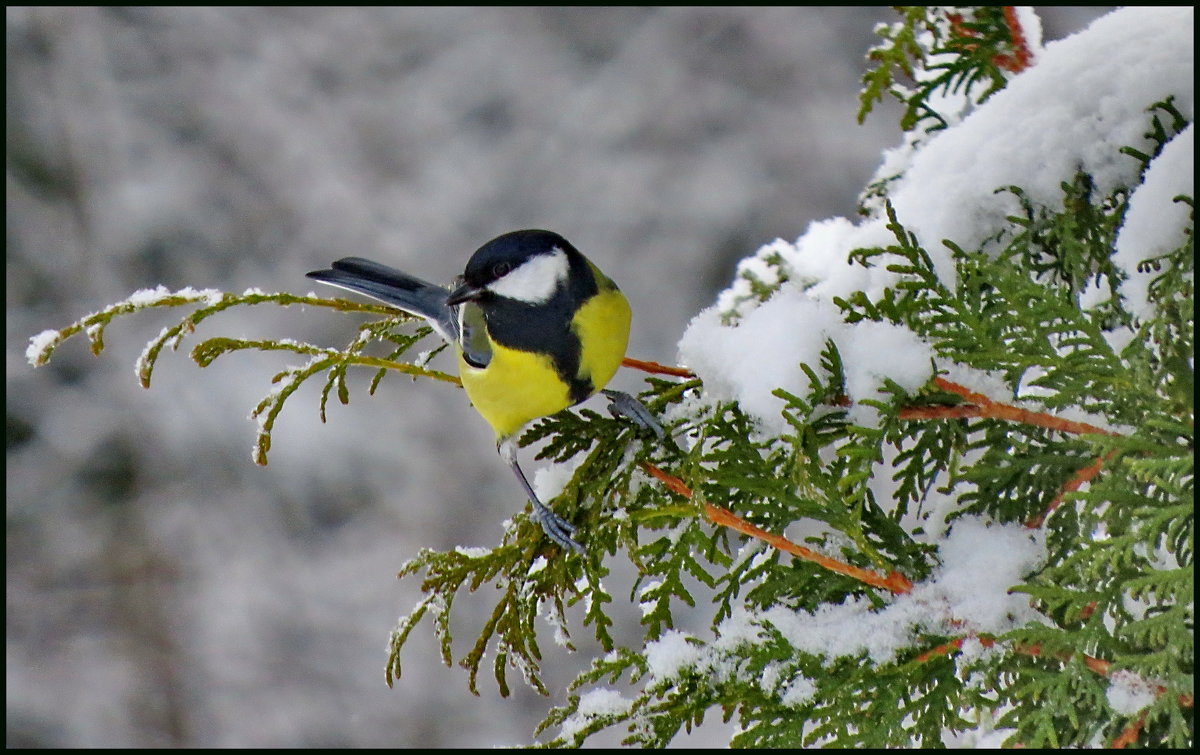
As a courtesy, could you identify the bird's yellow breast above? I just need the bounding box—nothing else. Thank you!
[573,286,631,399]
[457,286,631,440]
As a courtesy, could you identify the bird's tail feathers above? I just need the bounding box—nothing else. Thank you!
[306,257,457,342]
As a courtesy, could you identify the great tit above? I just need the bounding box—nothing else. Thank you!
[307,229,657,553]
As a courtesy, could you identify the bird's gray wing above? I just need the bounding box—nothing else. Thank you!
[455,298,492,368]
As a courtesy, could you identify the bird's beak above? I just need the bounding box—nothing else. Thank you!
[446,281,486,306]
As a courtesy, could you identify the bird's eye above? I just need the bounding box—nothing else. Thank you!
[492,261,512,277]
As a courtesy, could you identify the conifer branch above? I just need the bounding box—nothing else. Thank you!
[998,7,1033,72]
[22,8,1190,747]
[1015,643,1196,709]
[918,632,1196,705]
[897,405,985,420]
[946,7,1033,74]
[1019,642,1196,741]
[915,633,1112,677]
[190,336,461,386]
[641,462,914,594]
[914,631,1194,747]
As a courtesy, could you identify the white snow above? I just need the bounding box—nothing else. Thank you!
[454,545,492,559]
[891,7,1193,275]
[763,519,1044,664]
[125,285,224,307]
[25,329,61,366]
[677,295,844,435]
[644,516,1046,677]
[1114,123,1195,319]
[125,284,176,307]
[644,630,702,680]
[27,285,227,368]
[779,676,817,707]
[532,453,585,503]
[557,687,632,741]
[679,282,934,433]
[1011,7,1043,61]
[541,598,572,648]
[1105,669,1159,715]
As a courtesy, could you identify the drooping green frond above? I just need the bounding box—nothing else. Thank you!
[26,287,452,465]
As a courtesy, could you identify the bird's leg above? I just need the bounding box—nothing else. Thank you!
[602,389,665,440]
[498,440,584,554]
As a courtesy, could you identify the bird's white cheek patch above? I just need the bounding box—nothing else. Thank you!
[487,247,569,304]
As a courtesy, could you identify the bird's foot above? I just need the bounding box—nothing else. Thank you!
[531,498,584,554]
[602,389,665,440]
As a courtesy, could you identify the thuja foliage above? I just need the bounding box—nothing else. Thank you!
[837,182,1192,747]
[859,5,1031,132]
[532,9,1189,749]
[856,5,1036,213]
[525,163,1190,746]
[27,7,1193,749]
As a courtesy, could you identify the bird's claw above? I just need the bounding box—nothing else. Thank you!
[532,499,584,554]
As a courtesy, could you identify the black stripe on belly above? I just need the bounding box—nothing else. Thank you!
[567,375,594,405]
[486,296,598,406]
[482,248,602,407]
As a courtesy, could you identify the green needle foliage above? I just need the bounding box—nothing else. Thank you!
[859,6,1029,132]
[27,7,1192,748]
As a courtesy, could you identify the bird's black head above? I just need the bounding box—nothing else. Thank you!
[449,229,578,306]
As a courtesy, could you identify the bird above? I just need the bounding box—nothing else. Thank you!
[306,229,660,553]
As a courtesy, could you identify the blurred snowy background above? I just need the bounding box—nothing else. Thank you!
[7,7,1111,747]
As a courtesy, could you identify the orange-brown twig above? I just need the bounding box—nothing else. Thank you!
[918,636,1109,681]
[1112,692,1197,747]
[1024,452,1114,528]
[928,378,1116,437]
[1111,710,1148,749]
[641,462,913,595]
[622,357,695,378]
[914,635,997,663]
[643,461,695,498]
[914,635,1104,671]
[905,378,1119,530]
